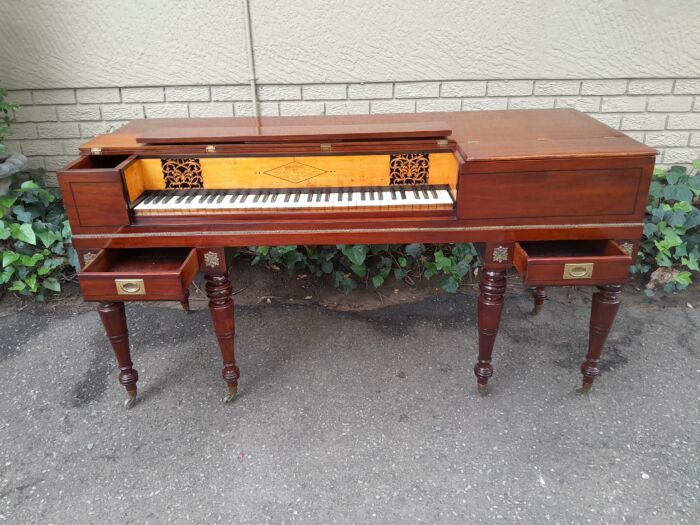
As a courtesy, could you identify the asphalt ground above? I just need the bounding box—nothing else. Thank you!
[1,289,698,524]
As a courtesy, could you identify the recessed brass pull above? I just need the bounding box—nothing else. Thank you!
[320,143,332,151]
[563,263,594,279]
[115,279,146,295]
[205,145,216,153]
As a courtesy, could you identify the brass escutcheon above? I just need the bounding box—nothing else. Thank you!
[563,263,594,279]
[115,279,146,295]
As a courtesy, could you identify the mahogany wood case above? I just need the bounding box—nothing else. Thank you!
[57,109,657,406]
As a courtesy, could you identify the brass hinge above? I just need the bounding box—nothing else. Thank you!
[90,147,102,155]
[205,145,216,153]
[436,139,449,147]
[320,143,332,151]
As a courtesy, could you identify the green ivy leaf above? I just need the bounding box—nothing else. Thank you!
[8,280,26,292]
[0,194,17,209]
[673,270,693,286]
[24,273,38,292]
[672,201,692,213]
[404,243,424,257]
[434,250,453,272]
[342,245,369,266]
[0,266,15,284]
[2,251,20,267]
[350,263,366,277]
[371,274,385,288]
[16,223,36,245]
[36,229,60,248]
[20,180,40,190]
[42,277,61,292]
[398,257,407,268]
[19,253,44,267]
[663,184,693,202]
[441,276,460,293]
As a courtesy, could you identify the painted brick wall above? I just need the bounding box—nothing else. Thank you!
[5,78,700,186]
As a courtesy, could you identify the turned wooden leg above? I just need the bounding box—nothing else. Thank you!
[474,269,507,394]
[580,284,623,392]
[532,287,546,314]
[180,291,190,313]
[205,272,240,403]
[97,301,138,408]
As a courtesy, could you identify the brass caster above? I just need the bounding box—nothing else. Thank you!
[477,383,489,396]
[222,385,238,404]
[124,392,138,409]
[576,382,593,395]
[531,305,543,315]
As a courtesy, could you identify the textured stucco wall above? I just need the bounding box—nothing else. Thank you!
[1,0,698,89]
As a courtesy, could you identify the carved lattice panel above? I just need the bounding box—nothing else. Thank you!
[161,158,204,189]
[389,153,430,185]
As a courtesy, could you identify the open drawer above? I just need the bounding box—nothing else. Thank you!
[513,240,633,286]
[78,248,199,301]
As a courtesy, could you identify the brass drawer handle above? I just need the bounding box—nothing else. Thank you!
[563,263,594,279]
[115,279,146,295]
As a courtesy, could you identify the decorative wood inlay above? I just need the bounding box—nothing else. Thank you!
[161,158,204,189]
[492,245,509,263]
[620,242,634,256]
[83,252,97,265]
[262,161,327,184]
[72,222,646,240]
[203,251,220,268]
[389,153,430,185]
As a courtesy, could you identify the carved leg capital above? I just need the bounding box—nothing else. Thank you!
[580,284,623,391]
[474,268,507,394]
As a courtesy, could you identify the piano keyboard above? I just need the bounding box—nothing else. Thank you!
[133,185,454,215]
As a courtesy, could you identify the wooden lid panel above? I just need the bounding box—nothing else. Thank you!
[136,121,452,144]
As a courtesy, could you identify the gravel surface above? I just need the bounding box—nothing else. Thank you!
[0,290,698,524]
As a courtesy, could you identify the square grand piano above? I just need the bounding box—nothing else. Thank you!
[58,109,657,407]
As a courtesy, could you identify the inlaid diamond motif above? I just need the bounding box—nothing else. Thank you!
[263,161,327,184]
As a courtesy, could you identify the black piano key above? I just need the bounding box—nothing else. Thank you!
[368,189,375,201]
[414,188,422,200]
[215,192,226,203]
[271,193,279,203]
[261,192,270,203]
[141,192,158,205]
[421,187,430,199]
[430,187,439,199]
[284,191,292,203]
[294,191,301,203]
[324,191,331,202]
[391,187,398,200]
[399,186,407,199]
[253,192,262,203]
[377,190,383,200]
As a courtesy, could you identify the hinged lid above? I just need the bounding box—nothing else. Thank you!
[135,122,452,145]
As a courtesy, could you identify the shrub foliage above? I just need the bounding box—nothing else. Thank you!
[632,162,700,293]
[0,173,78,299]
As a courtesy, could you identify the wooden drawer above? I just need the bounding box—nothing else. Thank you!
[78,248,199,301]
[513,240,632,286]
